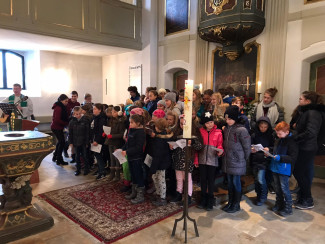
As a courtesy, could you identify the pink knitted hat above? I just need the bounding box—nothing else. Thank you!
[130,107,144,116]
[152,109,165,118]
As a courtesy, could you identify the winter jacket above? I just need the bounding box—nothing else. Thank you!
[146,98,159,116]
[293,103,325,152]
[68,116,90,147]
[51,102,69,130]
[269,133,298,176]
[198,125,224,167]
[250,116,275,170]
[66,99,80,117]
[91,113,107,145]
[122,128,146,161]
[171,127,203,172]
[251,102,284,130]
[223,123,251,175]
[105,116,126,148]
[150,130,173,174]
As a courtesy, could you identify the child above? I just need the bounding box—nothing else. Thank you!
[150,118,173,206]
[197,111,224,211]
[105,106,126,181]
[211,92,228,129]
[68,106,90,176]
[122,114,146,204]
[170,114,203,204]
[164,92,181,116]
[91,103,107,180]
[270,121,298,216]
[157,100,166,111]
[231,97,250,132]
[146,90,160,116]
[222,105,251,213]
[166,111,178,134]
[250,116,274,206]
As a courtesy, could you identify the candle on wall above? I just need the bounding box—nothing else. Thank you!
[257,81,262,93]
[183,80,193,139]
[246,76,249,90]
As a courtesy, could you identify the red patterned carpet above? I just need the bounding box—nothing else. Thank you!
[38,180,182,243]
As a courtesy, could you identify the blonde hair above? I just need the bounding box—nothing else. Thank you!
[125,98,133,105]
[166,111,178,127]
[211,92,223,106]
[193,89,202,111]
[212,93,228,117]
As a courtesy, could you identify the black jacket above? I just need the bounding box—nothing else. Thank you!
[122,128,146,161]
[293,104,325,151]
[106,116,126,148]
[91,113,107,145]
[68,116,90,146]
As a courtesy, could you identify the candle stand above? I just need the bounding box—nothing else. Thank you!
[257,92,261,103]
[171,136,199,243]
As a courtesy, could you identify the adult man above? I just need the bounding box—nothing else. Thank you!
[66,91,80,116]
[1,83,33,119]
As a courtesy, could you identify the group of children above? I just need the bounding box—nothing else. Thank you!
[65,87,298,217]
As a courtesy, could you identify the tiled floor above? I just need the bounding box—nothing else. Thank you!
[7,153,325,244]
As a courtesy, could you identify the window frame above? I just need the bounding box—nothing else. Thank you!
[0,49,26,90]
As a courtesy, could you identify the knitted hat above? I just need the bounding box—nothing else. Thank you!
[157,99,166,107]
[225,105,239,122]
[130,107,144,116]
[164,92,176,103]
[158,88,166,94]
[200,111,214,125]
[152,109,165,119]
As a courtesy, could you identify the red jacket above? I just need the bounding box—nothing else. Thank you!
[51,103,69,130]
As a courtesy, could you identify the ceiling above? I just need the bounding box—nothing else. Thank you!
[0,28,135,57]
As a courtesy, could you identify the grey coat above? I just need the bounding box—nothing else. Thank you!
[223,124,251,175]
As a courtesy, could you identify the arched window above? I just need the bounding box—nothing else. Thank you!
[0,50,25,90]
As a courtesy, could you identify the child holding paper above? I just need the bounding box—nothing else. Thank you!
[270,121,298,217]
[222,105,251,213]
[91,103,107,180]
[121,114,146,204]
[197,112,224,211]
[104,106,126,182]
[150,118,173,206]
[170,114,203,204]
[250,116,274,206]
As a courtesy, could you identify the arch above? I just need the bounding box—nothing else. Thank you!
[162,60,189,89]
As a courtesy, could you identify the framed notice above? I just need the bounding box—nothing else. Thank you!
[129,65,142,94]
[165,0,189,35]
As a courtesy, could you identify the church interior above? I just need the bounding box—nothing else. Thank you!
[0,0,325,243]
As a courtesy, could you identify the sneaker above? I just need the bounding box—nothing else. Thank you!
[152,198,167,206]
[75,171,81,176]
[120,185,131,193]
[295,200,314,210]
[96,174,106,180]
[83,170,90,176]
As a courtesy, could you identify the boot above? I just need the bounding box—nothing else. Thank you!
[152,197,167,206]
[196,192,207,209]
[206,194,214,211]
[120,180,131,192]
[279,202,293,217]
[226,191,241,213]
[71,154,76,163]
[222,189,233,211]
[107,167,115,181]
[56,157,68,165]
[131,187,145,204]
[112,167,121,182]
[170,192,182,203]
[125,184,137,200]
[271,201,284,212]
[52,153,57,162]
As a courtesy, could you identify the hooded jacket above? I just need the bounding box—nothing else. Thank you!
[294,103,325,151]
[51,102,69,130]
[223,123,251,175]
[250,116,275,170]
[68,116,90,146]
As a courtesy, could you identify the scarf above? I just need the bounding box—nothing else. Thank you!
[256,101,279,128]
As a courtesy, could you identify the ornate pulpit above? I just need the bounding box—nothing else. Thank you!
[0,131,54,242]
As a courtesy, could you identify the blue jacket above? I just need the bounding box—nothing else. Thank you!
[269,133,298,176]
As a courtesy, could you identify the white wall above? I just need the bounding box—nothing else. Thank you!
[37,51,102,116]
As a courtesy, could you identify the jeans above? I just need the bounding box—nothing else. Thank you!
[253,168,268,201]
[273,173,292,205]
[293,150,316,201]
[52,129,65,161]
[227,174,241,193]
[75,145,89,172]
[199,165,217,195]
[94,151,105,175]
[108,145,119,167]
[128,159,145,187]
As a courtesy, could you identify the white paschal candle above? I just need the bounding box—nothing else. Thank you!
[183,80,193,139]
[257,81,262,93]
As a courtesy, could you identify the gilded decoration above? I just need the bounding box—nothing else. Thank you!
[205,0,237,16]
[209,0,229,15]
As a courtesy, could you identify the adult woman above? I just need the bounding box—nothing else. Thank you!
[250,87,284,130]
[292,91,325,210]
[51,94,69,165]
